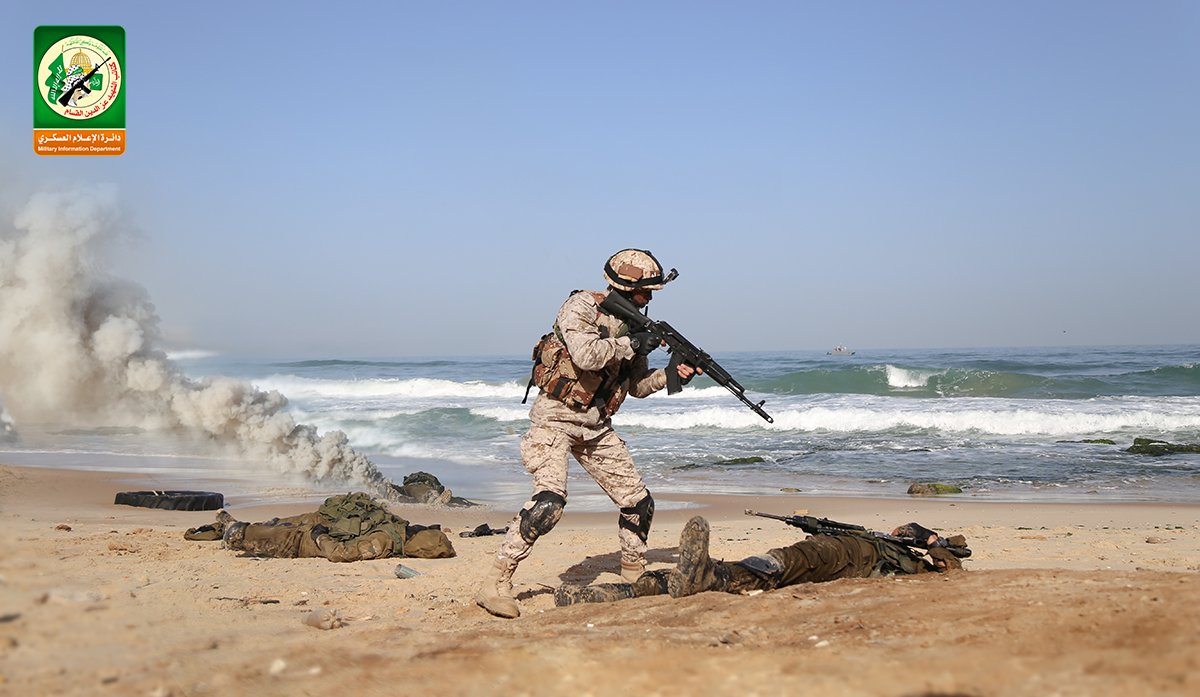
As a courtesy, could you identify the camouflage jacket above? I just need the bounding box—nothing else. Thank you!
[530,290,667,438]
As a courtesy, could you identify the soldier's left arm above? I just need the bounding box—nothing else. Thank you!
[627,356,668,398]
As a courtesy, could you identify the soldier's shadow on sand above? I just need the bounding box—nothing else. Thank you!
[558,547,679,586]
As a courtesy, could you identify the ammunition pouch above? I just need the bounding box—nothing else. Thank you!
[736,553,784,580]
[523,298,630,416]
[870,537,929,576]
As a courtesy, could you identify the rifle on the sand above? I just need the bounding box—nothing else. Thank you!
[745,509,972,558]
[600,290,774,423]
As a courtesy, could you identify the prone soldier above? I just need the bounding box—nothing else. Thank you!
[186,492,456,562]
[555,515,968,606]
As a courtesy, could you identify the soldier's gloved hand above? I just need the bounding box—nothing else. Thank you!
[892,522,939,547]
[630,332,661,356]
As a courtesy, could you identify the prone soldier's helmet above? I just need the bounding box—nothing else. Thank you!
[603,249,677,292]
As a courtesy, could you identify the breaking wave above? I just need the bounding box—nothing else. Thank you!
[755,363,1200,398]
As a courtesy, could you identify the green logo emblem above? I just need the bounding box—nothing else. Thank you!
[34,26,125,155]
[37,30,123,120]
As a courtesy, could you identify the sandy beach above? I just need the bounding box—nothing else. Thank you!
[1,463,1198,697]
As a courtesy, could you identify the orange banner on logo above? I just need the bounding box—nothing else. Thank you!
[34,129,125,156]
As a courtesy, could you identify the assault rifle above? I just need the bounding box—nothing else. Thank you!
[600,290,774,423]
[58,56,111,107]
[745,509,972,558]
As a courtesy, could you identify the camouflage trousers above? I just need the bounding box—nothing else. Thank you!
[657,534,892,595]
[234,512,398,562]
[715,534,927,591]
[680,534,926,594]
[500,422,649,569]
[756,534,887,587]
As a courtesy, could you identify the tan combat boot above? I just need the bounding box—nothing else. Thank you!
[222,521,248,551]
[476,555,521,618]
[620,560,646,583]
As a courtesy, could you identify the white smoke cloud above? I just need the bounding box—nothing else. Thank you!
[0,187,397,495]
[0,408,14,442]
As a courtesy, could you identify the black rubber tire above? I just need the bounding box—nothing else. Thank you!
[113,490,224,511]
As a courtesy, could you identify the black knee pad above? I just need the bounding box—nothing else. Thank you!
[735,553,784,580]
[519,491,565,544]
[618,492,654,543]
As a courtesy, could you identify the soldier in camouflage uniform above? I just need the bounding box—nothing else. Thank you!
[476,249,699,619]
[195,492,456,562]
[554,516,966,606]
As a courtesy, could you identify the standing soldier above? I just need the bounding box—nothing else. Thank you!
[476,249,698,619]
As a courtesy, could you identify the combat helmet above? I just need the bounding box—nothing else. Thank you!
[603,249,678,292]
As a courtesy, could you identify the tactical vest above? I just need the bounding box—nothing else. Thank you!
[866,535,932,576]
[524,291,631,417]
[317,492,410,552]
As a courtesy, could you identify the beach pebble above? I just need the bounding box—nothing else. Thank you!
[302,608,345,630]
[39,589,106,604]
[268,658,287,676]
[717,631,742,645]
[55,523,72,531]
[394,564,421,579]
[1145,536,1166,544]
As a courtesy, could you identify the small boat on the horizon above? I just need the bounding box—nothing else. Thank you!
[827,345,855,356]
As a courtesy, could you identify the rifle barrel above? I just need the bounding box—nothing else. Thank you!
[744,509,786,521]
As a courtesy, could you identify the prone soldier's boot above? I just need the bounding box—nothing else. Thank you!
[222,521,248,551]
[476,555,521,619]
[667,516,763,598]
[216,509,237,529]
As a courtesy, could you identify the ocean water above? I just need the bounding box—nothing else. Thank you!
[4,345,1199,506]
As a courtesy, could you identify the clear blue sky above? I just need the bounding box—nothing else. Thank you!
[3,1,1198,357]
